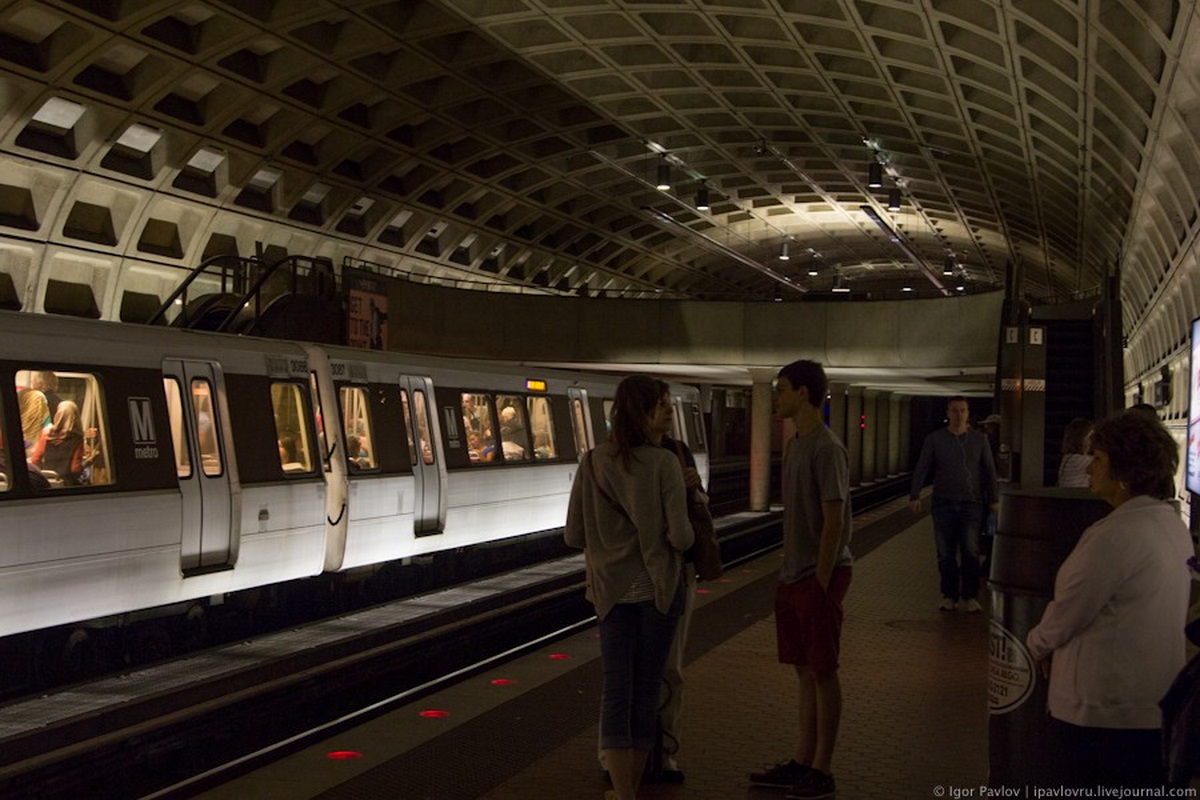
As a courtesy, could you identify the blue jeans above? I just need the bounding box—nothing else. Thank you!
[931,501,984,601]
[598,581,684,751]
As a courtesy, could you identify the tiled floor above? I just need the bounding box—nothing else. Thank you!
[479,512,988,800]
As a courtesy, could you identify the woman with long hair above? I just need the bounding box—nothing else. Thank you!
[565,375,694,800]
[18,388,50,458]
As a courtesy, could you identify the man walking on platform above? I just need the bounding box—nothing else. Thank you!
[909,396,999,613]
[749,359,852,800]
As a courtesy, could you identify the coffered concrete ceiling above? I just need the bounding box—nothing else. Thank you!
[0,0,1197,386]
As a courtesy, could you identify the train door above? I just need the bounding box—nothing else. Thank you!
[568,388,594,458]
[399,375,446,535]
[671,393,709,487]
[162,359,239,573]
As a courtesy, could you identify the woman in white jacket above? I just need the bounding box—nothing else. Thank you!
[1028,410,1194,787]
[565,375,694,800]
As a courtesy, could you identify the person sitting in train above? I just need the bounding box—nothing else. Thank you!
[346,435,366,470]
[499,406,527,460]
[18,388,51,459]
[533,430,554,460]
[278,432,303,472]
[30,400,85,486]
[1027,410,1192,788]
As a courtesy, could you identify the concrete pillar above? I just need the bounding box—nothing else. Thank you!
[846,386,864,487]
[828,382,849,446]
[748,367,776,512]
[898,395,913,471]
[861,390,878,483]
[874,390,892,479]
[887,394,902,475]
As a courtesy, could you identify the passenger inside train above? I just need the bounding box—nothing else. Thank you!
[498,403,528,460]
[30,400,85,486]
[14,370,112,489]
[339,386,377,471]
[271,382,315,474]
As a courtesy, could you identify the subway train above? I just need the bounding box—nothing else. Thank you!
[0,310,708,681]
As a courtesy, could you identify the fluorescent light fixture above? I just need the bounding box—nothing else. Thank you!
[943,256,955,276]
[779,242,790,261]
[867,161,883,189]
[656,161,670,191]
[832,276,850,293]
[888,187,902,211]
[696,182,709,211]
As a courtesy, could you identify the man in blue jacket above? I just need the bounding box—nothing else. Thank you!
[909,396,998,612]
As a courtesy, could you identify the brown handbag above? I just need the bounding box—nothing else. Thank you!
[672,440,723,581]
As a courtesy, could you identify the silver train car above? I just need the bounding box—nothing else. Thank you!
[0,311,707,654]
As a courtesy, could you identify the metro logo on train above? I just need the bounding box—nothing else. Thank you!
[129,397,159,459]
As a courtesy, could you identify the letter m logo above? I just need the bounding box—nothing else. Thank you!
[128,397,156,444]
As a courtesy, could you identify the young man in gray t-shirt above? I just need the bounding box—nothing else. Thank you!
[749,359,851,800]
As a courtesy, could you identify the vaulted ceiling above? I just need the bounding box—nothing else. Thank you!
[0,0,1196,320]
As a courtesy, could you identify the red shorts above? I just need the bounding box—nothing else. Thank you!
[774,566,852,678]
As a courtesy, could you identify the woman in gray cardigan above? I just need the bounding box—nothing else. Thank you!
[566,375,695,800]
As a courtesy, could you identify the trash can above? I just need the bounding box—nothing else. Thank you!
[988,487,1110,787]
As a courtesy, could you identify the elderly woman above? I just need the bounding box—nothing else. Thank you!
[565,374,694,800]
[1027,410,1194,787]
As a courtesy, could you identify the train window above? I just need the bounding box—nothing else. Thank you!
[412,390,435,466]
[271,383,314,474]
[338,386,377,470]
[461,392,497,463]
[399,390,417,467]
[495,394,531,462]
[16,369,115,489]
[163,377,191,478]
[571,397,588,454]
[526,396,557,460]
[191,378,222,477]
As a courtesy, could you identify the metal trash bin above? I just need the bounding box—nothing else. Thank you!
[987,487,1110,787]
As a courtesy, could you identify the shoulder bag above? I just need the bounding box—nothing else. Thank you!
[672,440,723,581]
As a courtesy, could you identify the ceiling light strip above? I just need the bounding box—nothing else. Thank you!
[860,205,951,296]
[642,207,807,295]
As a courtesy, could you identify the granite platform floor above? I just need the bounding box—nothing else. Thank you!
[197,501,990,799]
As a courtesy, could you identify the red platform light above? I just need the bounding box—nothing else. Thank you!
[696,588,712,595]
[419,709,450,718]
[549,652,573,660]
[326,751,363,760]
[490,678,518,686]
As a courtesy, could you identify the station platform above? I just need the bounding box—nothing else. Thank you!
[193,500,988,799]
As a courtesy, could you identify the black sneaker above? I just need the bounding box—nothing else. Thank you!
[786,767,836,799]
[749,759,810,787]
